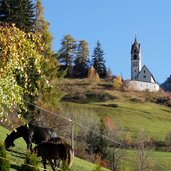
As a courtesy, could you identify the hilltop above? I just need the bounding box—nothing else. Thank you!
[59,78,171,141]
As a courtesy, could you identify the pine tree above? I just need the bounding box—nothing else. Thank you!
[98,117,108,158]
[0,0,36,32]
[35,0,53,57]
[85,117,108,159]
[73,40,90,77]
[58,35,77,77]
[92,40,107,78]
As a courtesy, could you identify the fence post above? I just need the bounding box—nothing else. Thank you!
[71,113,74,149]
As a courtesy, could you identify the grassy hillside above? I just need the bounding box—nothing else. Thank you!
[1,78,171,170]
[0,125,109,171]
[59,79,171,141]
[2,125,171,171]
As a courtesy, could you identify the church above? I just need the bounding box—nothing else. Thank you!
[125,37,159,92]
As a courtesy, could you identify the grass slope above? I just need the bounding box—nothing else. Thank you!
[0,125,109,171]
[2,124,171,171]
[59,79,171,141]
[63,101,171,141]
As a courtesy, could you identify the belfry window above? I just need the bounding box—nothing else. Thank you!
[134,54,137,60]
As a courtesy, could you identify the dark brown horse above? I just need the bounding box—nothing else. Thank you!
[34,142,74,171]
[4,123,58,150]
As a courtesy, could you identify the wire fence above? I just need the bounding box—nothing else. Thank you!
[1,100,171,171]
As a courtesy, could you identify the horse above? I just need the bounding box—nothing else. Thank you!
[34,142,74,171]
[48,137,67,144]
[4,123,58,151]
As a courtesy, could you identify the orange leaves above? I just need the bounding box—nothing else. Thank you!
[88,66,100,83]
[103,116,115,130]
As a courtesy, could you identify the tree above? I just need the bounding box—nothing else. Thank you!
[103,116,125,171]
[88,66,100,84]
[0,0,36,32]
[35,0,53,57]
[0,23,46,120]
[135,131,155,171]
[73,40,90,77]
[92,41,107,78]
[98,118,108,158]
[113,75,123,90]
[58,35,77,77]
[85,117,108,159]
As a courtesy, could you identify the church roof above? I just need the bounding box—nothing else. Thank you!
[138,65,157,83]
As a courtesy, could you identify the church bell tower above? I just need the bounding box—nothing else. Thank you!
[131,37,141,80]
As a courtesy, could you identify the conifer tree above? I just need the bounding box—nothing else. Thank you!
[58,35,77,77]
[73,40,90,77]
[35,0,53,57]
[85,117,108,159]
[0,0,36,32]
[92,40,107,78]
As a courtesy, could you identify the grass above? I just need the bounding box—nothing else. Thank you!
[1,78,171,170]
[0,125,109,171]
[62,100,171,141]
[122,150,171,171]
[3,123,171,171]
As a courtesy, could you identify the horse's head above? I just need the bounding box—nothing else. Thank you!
[4,134,15,150]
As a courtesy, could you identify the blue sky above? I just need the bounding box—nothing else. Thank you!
[41,0,171,84]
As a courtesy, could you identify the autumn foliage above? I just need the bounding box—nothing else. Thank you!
[113,75,123,90]
[88,66,100,83]
[0,23,46,119]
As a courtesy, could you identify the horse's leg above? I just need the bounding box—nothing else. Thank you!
[43,159,47,171]
[55,159,60,168]
[49,159,56,171]
[28,130,34,151]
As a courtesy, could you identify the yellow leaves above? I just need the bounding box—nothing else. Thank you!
[113,75,123,90]
[0,24,47,119]
[88,66,100,84]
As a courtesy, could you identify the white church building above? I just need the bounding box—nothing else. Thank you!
[125,37,159,92]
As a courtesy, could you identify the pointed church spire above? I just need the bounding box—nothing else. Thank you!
[135,34,137,43]
[131,35,140,54]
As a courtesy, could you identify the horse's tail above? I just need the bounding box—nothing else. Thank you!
[68,147,74,169]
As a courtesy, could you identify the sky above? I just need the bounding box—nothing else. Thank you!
[41,0,171,84]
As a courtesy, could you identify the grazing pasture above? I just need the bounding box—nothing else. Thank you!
[0,125,109,171]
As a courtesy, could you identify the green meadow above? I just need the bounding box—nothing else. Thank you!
[1,124,171,171]
[1,79,171,170]
[0,125,109,171]
[63,100,171,141]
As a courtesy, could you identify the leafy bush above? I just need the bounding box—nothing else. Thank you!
[20,152,40,171]
[0,142,10,171]
[92,156,103,171]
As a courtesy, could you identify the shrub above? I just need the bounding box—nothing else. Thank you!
[113,75,123,90]
[88,66,100,84]
[0,142,10,171]
[92,155,103,171]
[20,151,40,171]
